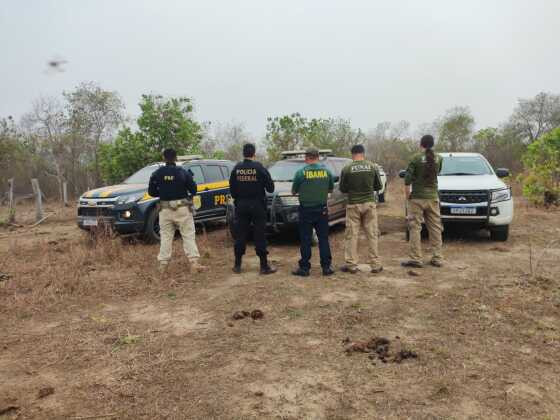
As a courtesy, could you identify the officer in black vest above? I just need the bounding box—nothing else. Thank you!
[229,143,277,274]
[148,148,206,273]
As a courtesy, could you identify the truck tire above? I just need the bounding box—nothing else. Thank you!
[490,225,509,242]
[144,207,161,244]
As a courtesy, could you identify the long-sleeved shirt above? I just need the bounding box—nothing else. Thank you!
[339,159,382,204]
[229,159,274,202]
[404,153,443,199]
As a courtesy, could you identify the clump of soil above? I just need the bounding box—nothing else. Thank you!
[344,336,417,364]
[38,386,55,399]
[232,310,264,321]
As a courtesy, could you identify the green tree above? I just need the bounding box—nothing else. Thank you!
[436,106,475,152]
[265,113,362,161]
[99,95,202,184]
[520,127,560,205]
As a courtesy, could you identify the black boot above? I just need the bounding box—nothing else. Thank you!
[259,255,277,275]
[232,256,242,274]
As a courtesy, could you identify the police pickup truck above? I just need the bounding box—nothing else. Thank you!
[400,152,513,241]
[77,156,235,242]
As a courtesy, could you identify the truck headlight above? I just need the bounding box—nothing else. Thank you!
[116,193,144,205]
[491,188,511,203]
[280,195,299,206]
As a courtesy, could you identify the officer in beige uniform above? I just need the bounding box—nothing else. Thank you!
[148,148,207,273]
[339,144,384,274]
[401,135,444,268]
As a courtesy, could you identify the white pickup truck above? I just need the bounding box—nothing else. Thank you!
[400,152,514,241]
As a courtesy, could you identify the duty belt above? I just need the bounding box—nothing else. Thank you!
[160,199,190,210]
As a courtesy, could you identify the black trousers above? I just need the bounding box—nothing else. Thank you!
[298,205,332,270]
[233,199,268,259]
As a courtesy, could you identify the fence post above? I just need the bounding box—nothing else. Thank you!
[8,178,15,223]
[62,181,69,207]
[31,178,44,222]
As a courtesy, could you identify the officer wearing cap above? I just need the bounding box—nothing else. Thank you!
[229,143,277,275]
[148,148,207,273]
[291,147,335,277]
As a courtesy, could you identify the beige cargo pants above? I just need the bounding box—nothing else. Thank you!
[345,202,381,270]
[158,206,200,265]
[408,199,443,264]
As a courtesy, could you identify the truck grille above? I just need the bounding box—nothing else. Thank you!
[439,190,488,204]
[78,207,113,217]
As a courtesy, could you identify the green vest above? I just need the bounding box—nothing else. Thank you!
[291,163,334,207]
[339,160,382,204]
[404,153,442,199]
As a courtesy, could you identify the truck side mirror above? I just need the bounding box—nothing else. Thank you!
[398,170,407,179]
[496,168,510,178]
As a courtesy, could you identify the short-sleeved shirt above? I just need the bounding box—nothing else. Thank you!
[404,153,443,200]
[339,160,383,204]
[148,163,197,201]
[291,162,334,207]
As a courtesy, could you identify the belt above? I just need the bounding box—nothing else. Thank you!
[160,199,190,210]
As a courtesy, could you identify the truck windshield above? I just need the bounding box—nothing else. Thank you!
[268,161,306,181]
[440,156,493,176]
[124,164,161,184]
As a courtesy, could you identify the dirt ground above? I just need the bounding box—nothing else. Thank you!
[1,186,559,420]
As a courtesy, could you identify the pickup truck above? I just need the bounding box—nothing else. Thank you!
[400,152,513,241]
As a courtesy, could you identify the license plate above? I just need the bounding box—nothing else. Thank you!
[450,207,477,215]
[83,218,98,226]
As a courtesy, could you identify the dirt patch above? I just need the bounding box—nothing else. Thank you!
[1,185,560,419]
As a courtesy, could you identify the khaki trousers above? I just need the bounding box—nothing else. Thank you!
[408,199,443,264]
[345,202,381,269]
[158,206,200,264]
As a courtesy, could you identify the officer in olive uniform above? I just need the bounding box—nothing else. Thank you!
[339,144,384,274]
[291,147,335,277]
[148,148,207,273]
[402,135,444,268]
[229,143,277,275]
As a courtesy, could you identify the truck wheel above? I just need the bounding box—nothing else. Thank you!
[490,225,509,242]
[144,208,160,243]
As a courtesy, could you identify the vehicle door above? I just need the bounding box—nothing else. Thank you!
[199,163,230,220]
[183,164,210,220]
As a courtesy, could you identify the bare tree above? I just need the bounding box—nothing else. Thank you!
[22,97,69,200]
[509,92,560,142]
[64,82,125,187]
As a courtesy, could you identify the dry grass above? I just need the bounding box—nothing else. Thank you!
[1,186,559,419]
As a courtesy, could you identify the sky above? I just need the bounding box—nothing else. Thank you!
[1,0,559,138]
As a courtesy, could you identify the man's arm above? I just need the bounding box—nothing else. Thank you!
[327,169,334,193]
[229,168,238,199]
[261,165,275,193]
[339,167,348,193]
[148,171,160,197]
[291,169,302,195]
[184,169,197,196]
